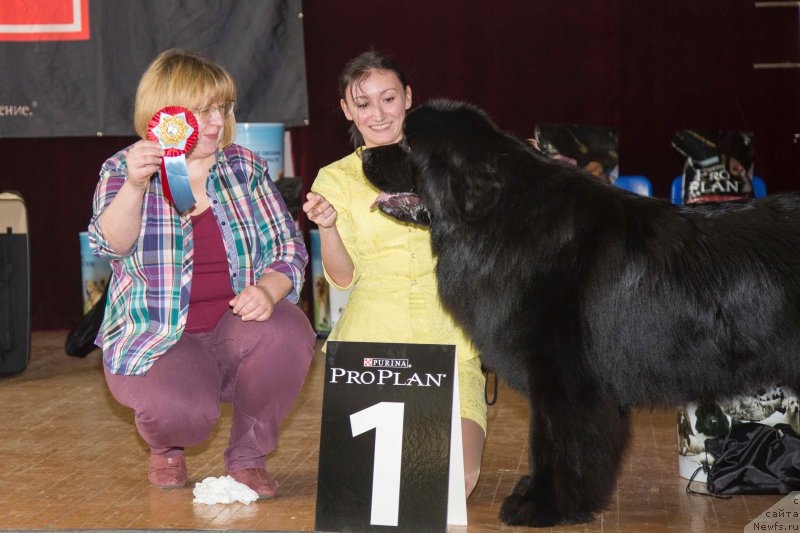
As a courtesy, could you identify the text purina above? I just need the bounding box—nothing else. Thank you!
[363,357,411,368]
[329,367,446,387]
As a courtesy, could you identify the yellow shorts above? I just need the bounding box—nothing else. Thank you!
[458,355,487,435]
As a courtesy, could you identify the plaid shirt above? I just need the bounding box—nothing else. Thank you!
[88,143,307,375]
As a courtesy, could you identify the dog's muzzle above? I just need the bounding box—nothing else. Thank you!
[371,191,431,226]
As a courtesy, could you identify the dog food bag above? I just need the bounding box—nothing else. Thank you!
[534,124,618,185]
[672,129,754,204]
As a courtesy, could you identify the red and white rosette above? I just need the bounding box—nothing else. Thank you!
[147,106,199,214]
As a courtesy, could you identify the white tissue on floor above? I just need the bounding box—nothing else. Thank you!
[192,475,259,505]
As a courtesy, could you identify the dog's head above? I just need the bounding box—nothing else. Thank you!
[784,398,800,415]
[363,99,523,226]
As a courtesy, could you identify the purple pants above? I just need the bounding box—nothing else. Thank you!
[104,299,315,472]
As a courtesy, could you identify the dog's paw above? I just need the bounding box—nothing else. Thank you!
[499,477,593,527]
[499,492,562,527]
[510,474,530,495]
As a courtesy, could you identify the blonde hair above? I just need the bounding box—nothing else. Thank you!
[134,49,237,148]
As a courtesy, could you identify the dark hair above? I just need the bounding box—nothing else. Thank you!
[338,49,409,148]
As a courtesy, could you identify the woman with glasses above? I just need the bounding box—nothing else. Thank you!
[87,49,314,497]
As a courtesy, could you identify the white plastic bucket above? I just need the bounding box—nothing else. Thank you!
[235,123,284,181]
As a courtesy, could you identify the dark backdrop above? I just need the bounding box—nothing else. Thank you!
[1,0,797,330]
[0,0,308,137]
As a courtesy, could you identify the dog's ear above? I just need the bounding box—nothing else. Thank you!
[446,162,502,221]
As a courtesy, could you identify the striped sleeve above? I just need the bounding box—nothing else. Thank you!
[248,153,308,303]
[87,149,139,260]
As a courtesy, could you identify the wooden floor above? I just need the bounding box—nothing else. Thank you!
[0,331,786,532]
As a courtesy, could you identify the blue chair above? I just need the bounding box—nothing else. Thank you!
[671,176,766,205]
[615,175,653,197]
[753,176,767,199]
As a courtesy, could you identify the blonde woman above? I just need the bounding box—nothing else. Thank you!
[89,49,314,496]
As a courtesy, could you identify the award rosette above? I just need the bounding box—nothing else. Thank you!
[147,106,199,214]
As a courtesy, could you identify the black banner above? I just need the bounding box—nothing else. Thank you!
[0,0,308,137]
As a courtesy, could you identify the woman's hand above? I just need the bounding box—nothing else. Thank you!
[302,192,354,287]
[125,140,164,191]
[230,272,292,322]
[97,140,165,255]
[229,285,276,322]
[303,192,337,229]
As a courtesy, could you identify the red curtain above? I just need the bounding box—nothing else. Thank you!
[2,0,797,330]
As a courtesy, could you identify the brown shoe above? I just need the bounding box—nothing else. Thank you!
[148,452,187,489]
[226,468,278,499]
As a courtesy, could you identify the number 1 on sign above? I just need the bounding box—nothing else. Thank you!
[350,402,405,526]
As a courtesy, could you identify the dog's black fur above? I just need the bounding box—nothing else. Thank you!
[361,99,800,527]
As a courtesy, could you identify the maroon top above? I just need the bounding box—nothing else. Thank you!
[185,208,236,333]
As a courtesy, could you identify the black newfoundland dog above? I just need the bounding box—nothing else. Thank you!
[361,99,800,527]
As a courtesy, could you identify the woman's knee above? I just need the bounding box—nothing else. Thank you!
[465,464,481,498]
[462,417,485,498]
[134,399,219,448]
[224,300,315,354]
[253,300,316,360]
[269,300,315,339]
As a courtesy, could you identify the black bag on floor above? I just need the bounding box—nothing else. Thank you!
[691,422,800,496]
[65,284,107,357]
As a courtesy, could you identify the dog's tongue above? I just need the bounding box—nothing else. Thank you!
[371,191,422,210]
[371,192,396,209]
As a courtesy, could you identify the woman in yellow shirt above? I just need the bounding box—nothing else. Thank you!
[303,50,487,496]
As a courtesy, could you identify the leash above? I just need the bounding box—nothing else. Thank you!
[484,368,498,406]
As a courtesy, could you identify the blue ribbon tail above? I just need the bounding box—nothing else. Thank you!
[164,154,195,214]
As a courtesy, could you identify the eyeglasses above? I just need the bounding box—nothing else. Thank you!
[193,101,235,121]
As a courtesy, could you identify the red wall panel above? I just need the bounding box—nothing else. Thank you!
[1,0,797,330]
